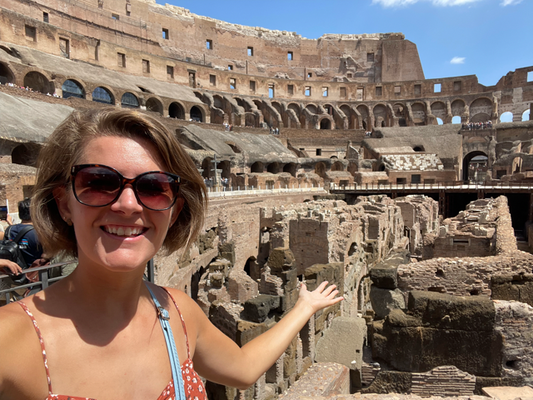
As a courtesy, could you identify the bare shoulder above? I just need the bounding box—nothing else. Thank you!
[0,301,44,392]
[162,286,207,323]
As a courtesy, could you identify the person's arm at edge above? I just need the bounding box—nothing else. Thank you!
[180,281,343,390]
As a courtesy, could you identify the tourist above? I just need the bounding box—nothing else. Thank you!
[0,108,342,399]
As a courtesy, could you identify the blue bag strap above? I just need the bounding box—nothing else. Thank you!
[146,284,186,400]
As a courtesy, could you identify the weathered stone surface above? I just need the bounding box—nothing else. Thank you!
[279,362,350,399]
[372,292,503,377]
[361,371,412,394]
[491,273,533,307]
[482,385,533,400]
[370,266,398,289]
[241,294,281,323]
[315,316,367,370]
[370,287,406,319]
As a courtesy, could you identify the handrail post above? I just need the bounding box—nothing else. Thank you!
[40,269,50,290]
[146,259,155,283]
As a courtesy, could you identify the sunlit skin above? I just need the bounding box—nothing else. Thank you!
[0,135,343,399]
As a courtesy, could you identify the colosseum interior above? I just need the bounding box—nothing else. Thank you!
[0,0,532,399]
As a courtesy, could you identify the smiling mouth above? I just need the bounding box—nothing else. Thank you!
[102,226,146,237]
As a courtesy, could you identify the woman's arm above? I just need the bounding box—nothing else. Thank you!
[189,281,342,389]
[0,259,22,275]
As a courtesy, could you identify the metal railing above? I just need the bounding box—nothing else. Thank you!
[329,181,533,191]
[207,184,326,198]
[0,261,73,304]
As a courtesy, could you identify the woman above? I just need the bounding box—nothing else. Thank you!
[0,108,342,399]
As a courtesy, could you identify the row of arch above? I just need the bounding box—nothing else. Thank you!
[2,63,530,133]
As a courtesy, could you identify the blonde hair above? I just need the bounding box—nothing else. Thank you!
[31,108,207,257]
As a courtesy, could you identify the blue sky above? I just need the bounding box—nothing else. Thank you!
[167,0,531,87]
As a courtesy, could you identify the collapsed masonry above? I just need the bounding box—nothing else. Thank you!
[155,193,533,399]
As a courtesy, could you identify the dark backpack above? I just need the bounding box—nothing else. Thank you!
[0,225,34,285]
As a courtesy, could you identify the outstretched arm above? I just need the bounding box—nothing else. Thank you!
[191,281,343,389]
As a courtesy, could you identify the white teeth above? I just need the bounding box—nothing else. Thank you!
[105,226,143,237]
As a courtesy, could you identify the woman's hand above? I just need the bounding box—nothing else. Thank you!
[0,258,23,275]
[297,281,343,315]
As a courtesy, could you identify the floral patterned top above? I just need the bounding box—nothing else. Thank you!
[17,288,207,400]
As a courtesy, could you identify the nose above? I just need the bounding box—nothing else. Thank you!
[110,184,143,214]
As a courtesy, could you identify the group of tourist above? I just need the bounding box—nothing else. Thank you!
[270,127,280,135]
[462,121,493,130]
[0,81,60,97]
[223,122,234,131]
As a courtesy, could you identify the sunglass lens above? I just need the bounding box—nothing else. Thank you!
[75,167,121,206]
[136,173,177,210]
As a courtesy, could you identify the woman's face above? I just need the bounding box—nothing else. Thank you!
[56,135,183,274]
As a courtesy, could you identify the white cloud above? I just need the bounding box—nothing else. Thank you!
[450,57,466,64]
[372,0,481,7]
[500,0,522,5]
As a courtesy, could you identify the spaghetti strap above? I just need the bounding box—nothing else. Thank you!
[16,301,54,396]
[161,288,190,359]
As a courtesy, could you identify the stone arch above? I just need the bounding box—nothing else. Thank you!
[499,111,513,123]
[283,163,297,177]
[411,102,426,125]
[431,101,447,122]
[11,142,42,167]
[190,106,204,122]
[452,115,462,124]
[267,162,280,174]
[373,104,390,128]
[201,158,213,180]
[146,97,163,115]
[319,118,332,130]
[315,162,327,178]
[23,71,50,94]
[413,145,425,152]
[61,79,85,99]
[287,103,300,115]
[331,161,344,171]
[356,105,370,130]
[244,256,260,281]
[470,97,492,122]
[213,95,224,110]
[92,86,114,104]
[121,92,139,108]
[250,162,264,173]
[340,104,356,129]
[523,109,531,121]
[451,99,466,117]
[462,151,488,182]
[169,102,185,119]
[0,62,15,85]
[393,103,408,127]
[305,104,318,114]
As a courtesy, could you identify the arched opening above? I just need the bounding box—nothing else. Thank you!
[283,163,297,177]
[169,102,185,119]
[251,162,263,173]
[452,116,462,124]
[470,98,492,122]
[62,79,85,99]
[413,146,425,152]
[436,117,443,125]
[244,257,260,281]
[201,158,214,187]
[146,97,163,115]
[331,161,344,172]
[267,162,280,174]
[121,92,139,108]
[218,160,231,186]
[92,86,114,104]
[226,142,242,154]
[0,63,14,85]
[319,119,331,130]
[315,162,327,178]
[500,111,513,123]
[373,104,389,128]
[411,102,426,126]
[11,143,42,167]
[23,71,50,94]
[431,101,447,123]
[462,151,488,182]
[523,109,530,121]
[190,106,203,122]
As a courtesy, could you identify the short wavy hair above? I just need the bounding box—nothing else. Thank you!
[31,107,207,257]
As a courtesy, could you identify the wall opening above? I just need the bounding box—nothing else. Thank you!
[162,28,169,39]
[320,119,331,130]
[434,83,441,93]
[288,51,293,61]
[206,39,212,50]
[62,79,84,99]
[121,92,139,108]
[500,111,513,123]
[92,86,113,104]
[190,106,203,122]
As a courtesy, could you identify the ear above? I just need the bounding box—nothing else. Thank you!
[53,186,72,224]
[169,197,185,228]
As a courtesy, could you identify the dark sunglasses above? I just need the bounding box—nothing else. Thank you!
[71,164,181,211]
